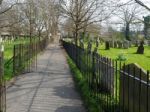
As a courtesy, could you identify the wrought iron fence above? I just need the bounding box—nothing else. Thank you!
[62,41,150,112]
[13,38,49,76]
[0,52,6,112]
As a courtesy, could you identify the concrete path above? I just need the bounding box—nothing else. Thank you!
[6,44,86,112]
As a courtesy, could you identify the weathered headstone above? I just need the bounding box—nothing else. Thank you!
[136,41,144,54]
[98,57,114,93]
[120,63,149,112]
[123,40,129,49]
[128,41,132,47]
[117,41,123,48]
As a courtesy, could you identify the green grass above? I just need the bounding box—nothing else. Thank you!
[96,43,150,70]
[67,56,104,112]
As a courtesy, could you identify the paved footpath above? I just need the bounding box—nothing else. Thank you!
[6,44,86,112]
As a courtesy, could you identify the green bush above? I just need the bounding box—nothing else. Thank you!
[116,53,127,61]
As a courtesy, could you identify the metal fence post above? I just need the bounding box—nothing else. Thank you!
[0,45,6,112]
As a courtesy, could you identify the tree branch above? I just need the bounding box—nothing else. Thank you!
[135,0,150,11]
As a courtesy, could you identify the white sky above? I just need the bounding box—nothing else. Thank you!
[108,0,150,31]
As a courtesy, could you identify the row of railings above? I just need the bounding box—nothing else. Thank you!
[0,52,6,112]
[13,38,49,75]
[0,38,49,112]
[62,41,150,112]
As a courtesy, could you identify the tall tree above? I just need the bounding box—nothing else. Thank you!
[115,4,141,40]
[59,0,132,44]
[59,0,120,44]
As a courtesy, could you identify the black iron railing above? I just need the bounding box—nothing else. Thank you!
[0,52,6,112]
[63,41,150,112]
[13,38,49,76]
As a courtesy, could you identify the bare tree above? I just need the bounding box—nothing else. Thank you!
[40,0,60,38]
[115,4,141,40]
[0,0,20,15]
[59,0,130,44]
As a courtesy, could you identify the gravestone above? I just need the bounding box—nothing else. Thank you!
[136,41,144,54]
[120,63,150,112]
[123,40,129,49]
[135,40,139,47]
[114,41,118,48]
[117,41,123,48]
[97,57,114,94]
[128,41,132,47]
[147,40,150,46]
[109,41,114,48]
[105,41,110,50]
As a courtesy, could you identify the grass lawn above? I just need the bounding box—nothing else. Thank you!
[97,43,150,70]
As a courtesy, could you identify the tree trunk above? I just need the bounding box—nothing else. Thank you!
[38,31,41,41]
[125,23,130,41]
[74,25,79,45]
[75,32,78,45]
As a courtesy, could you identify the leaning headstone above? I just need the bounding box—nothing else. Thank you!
[136,41,144,54]
[120,63,149,112]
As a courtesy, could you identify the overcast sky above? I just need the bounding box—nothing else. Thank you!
[105,0,150,31]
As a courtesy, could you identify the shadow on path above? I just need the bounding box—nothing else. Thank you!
[7,44,86,112]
